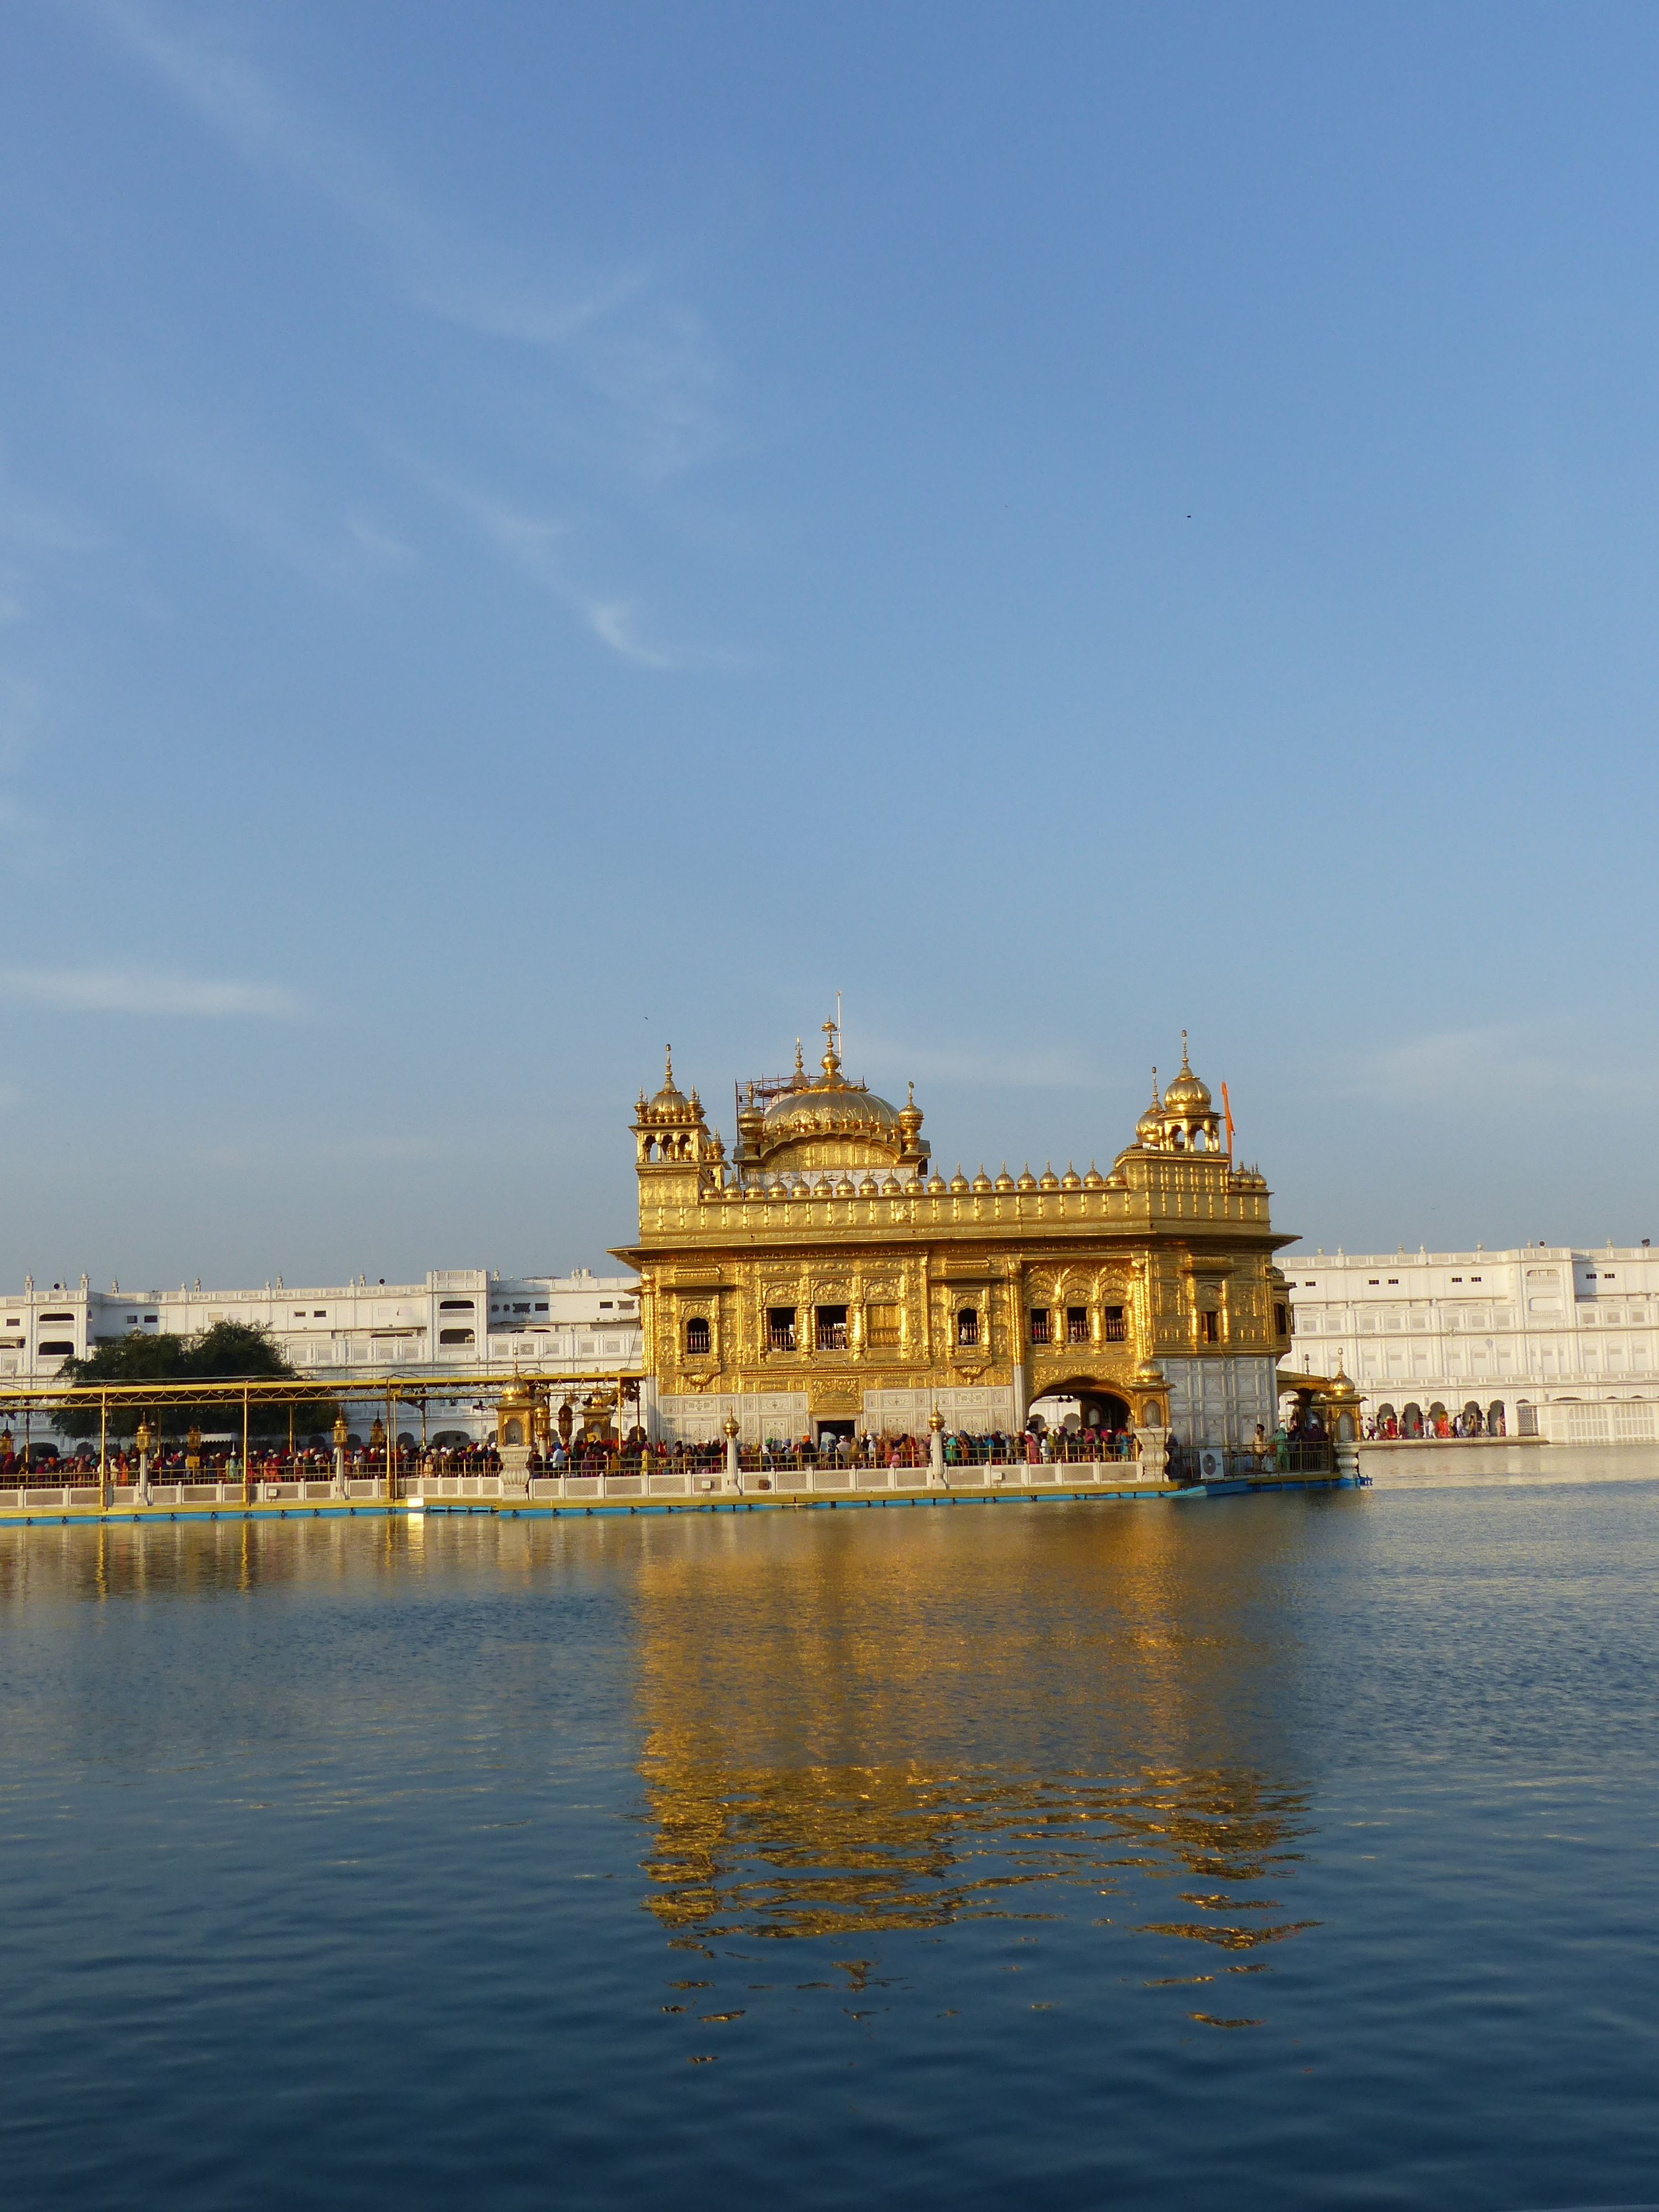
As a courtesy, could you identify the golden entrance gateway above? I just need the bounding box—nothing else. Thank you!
[620,1022,1307,1462]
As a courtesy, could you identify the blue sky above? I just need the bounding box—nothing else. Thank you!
[3,1,1657,1287]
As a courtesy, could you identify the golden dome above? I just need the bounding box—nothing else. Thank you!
[649,1044,688,1114]
[757,1022,904,1159]
[1134,1068,1165,1146]
[762,1084,901,1144]
[1162,1032,1211,1114]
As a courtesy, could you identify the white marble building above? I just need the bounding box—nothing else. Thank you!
[1285,1244,1659,1443]
[0,1268,646,1437]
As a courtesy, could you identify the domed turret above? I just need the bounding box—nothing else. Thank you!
[1134,1069,1166,1148]
[650,1045,687,1114]
[1162,1032,1212,1117]
[1157,1032,1223,1155]
[633,1042,713,1167]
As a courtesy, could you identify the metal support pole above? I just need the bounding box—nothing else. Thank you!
[385,1384,395,1500]
[242,1386,251,1505]
[99,1390,109,1510]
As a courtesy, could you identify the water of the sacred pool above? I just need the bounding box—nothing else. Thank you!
[0,1462,1655,2211]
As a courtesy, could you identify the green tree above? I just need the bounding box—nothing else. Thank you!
[57,1322,338,1442]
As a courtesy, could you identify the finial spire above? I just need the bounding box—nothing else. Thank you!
[820,1016,842,1083]
[1150,1065,1161,1105]
[794,1037,805,1080]
[1180,1029,1191,1072]
[664,1042,674,1087]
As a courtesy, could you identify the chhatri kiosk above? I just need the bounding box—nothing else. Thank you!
[615,1025,1299,1457]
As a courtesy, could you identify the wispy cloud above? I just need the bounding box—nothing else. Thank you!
[1348,1024,1635,1109]
[93,1,737,647]
[428,478,736,669]
[0,967,300,1018]
[98,2,724,467]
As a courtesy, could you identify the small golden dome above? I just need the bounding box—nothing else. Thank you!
[1134,1068,1165,1146]
[1061,1165,1082,1192]
[649,1044,688,1113]
[1017,1165,1038,1192]
[1082,1163,1104,1190]
[972,1167,993,1193]
[994,1165,1015,1193]
[1162,1032,1212,1114]
[950,1170,969,1193]
[1039,1165,1060,1192]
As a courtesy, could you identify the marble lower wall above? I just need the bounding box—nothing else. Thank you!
[652,1384,1021,1443]
[861,1385,1018,1436]
[1160,1355,1277,1449]
[654,1392,810,1446]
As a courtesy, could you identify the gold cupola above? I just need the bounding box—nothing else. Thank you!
[1159,1034,1223,1154]
[753,1020,920,1176]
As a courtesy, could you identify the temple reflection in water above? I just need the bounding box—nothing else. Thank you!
[631,1507,1319,1963]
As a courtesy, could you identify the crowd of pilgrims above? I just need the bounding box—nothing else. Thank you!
[1,1415,1335,1484]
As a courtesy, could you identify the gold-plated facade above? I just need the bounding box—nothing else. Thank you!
[615,1029,1296,1448]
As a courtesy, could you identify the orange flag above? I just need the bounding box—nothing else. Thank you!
[1221,1081,1235,1159]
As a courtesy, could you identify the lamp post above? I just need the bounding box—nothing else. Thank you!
[332,1412,348,1498]
[723,1410,741,1493]
[134,1418,152,1504]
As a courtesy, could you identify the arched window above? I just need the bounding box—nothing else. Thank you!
[439,1327,474,1346]
[957,1308,979,1347]
[685,1317,711,1357]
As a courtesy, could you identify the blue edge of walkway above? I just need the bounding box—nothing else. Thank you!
[1,1475,1364,1526]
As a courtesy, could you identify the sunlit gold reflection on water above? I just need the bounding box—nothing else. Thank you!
[0,1506,1323,1985]
[627,1507,1319,1960]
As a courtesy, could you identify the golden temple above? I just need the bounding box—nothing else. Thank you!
[614,1023,1296,1452]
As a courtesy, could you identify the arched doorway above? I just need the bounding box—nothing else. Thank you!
[1028,1383,1132,1435]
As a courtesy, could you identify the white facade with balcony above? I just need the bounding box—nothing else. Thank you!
[0,1267,645,1435]
[1285,1244,1659,1443]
